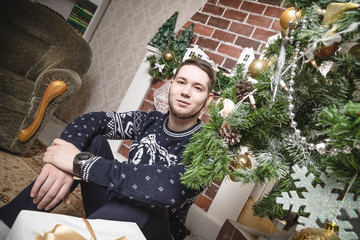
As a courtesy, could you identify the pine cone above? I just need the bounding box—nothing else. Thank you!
[220,122,242,146]
[236,81,253,102]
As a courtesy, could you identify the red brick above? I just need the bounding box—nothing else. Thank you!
[194,194,212,211]
[200,111,211,123]
[140,99,155,112]
[202,3,225,16]
[271,19,283,32]
[151,79,167,88]
[122,139,133,147]
[223,9,248,22]
[204,50,225,66]
[191,12,209,24]
[212,29,236,43]
[182,21,193,29]
[193,23,215,37]
[208,16,231,29]
[213,178,224,186]
[218,43,242,59]
[145,88,154,101]
[252,28,277,41]
[229,22,254,36]
[259,43,266,52]
[191,34,198,44]
[223,58,237,70]
[258,0,283,6]
[196,37,219,51]
[205,183,220,199]
[118,144,130,159]
[247,14,272,28]
[241,1,266,14]
[265,5,285,18]
[207,0,217,4]
[219,0,242,9]
[235,36,261,50]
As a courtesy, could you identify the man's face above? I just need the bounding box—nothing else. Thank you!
[168,64,213,119]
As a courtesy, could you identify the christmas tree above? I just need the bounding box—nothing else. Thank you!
[148,12,178,49]
[147,12,194,80]
[181,0,360,238]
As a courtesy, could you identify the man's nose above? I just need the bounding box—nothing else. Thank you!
[181,85,191,97]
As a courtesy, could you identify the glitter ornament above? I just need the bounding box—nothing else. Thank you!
[291,227,340,240]
[322,2,360,26]
[276,165,360,240]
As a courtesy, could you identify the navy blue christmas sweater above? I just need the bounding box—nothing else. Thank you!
[60,111,203,239]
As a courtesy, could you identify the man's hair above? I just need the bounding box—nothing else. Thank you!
[173,58,216,93]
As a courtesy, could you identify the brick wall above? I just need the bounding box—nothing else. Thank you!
[118,0,287,212]
[184,0,287,71]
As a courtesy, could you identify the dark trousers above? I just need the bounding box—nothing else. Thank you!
[0,135,170,240]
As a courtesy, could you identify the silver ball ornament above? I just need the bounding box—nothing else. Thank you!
[355,142,360,149]
[343,146,352,154]
[288,103,295,111]
[308,143,315,150]
[289,112,295,119]
[290,121,298,128]
[330,148,339,156]
[300,137,307,144]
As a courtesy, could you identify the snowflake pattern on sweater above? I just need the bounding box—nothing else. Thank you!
[60,111,203,239]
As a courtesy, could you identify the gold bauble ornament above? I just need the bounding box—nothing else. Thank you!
[280,7,302,30]
[291,227,341,240]
[248,59,269,78]
[315,43,339,58]
[164,51,173,61]
[324,221,339,234]
[348,44,360,60]
[322,2,359,26]
[229,153,252,181]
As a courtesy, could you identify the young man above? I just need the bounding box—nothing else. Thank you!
[0,58,215,240]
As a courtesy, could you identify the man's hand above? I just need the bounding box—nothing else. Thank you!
[30,163,74,211]
[42,138,81,174]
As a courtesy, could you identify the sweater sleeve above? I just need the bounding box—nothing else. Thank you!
[81,157,201,209]
[60,111,137,150]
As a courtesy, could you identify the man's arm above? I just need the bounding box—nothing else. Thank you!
[33,111,138,209]
[80,157,202,209]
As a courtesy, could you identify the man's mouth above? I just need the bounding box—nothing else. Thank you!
[177,99,190,106]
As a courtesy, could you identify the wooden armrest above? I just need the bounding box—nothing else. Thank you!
[18,80,67,143]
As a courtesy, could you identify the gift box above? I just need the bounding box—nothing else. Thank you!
[6,210,146,240]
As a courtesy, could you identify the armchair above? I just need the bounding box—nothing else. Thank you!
[0,0,92,153]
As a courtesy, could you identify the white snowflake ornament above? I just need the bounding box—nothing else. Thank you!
[276,164,360,240]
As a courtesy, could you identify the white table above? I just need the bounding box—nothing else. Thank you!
[6,210,146,240]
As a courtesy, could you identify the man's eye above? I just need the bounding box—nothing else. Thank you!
[194,86,203,91]
[177,80,185,84]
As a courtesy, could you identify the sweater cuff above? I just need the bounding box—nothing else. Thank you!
[81,157,112,185]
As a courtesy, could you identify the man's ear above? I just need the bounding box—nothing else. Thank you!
[167,79,174,94]
[205,92,214,107]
